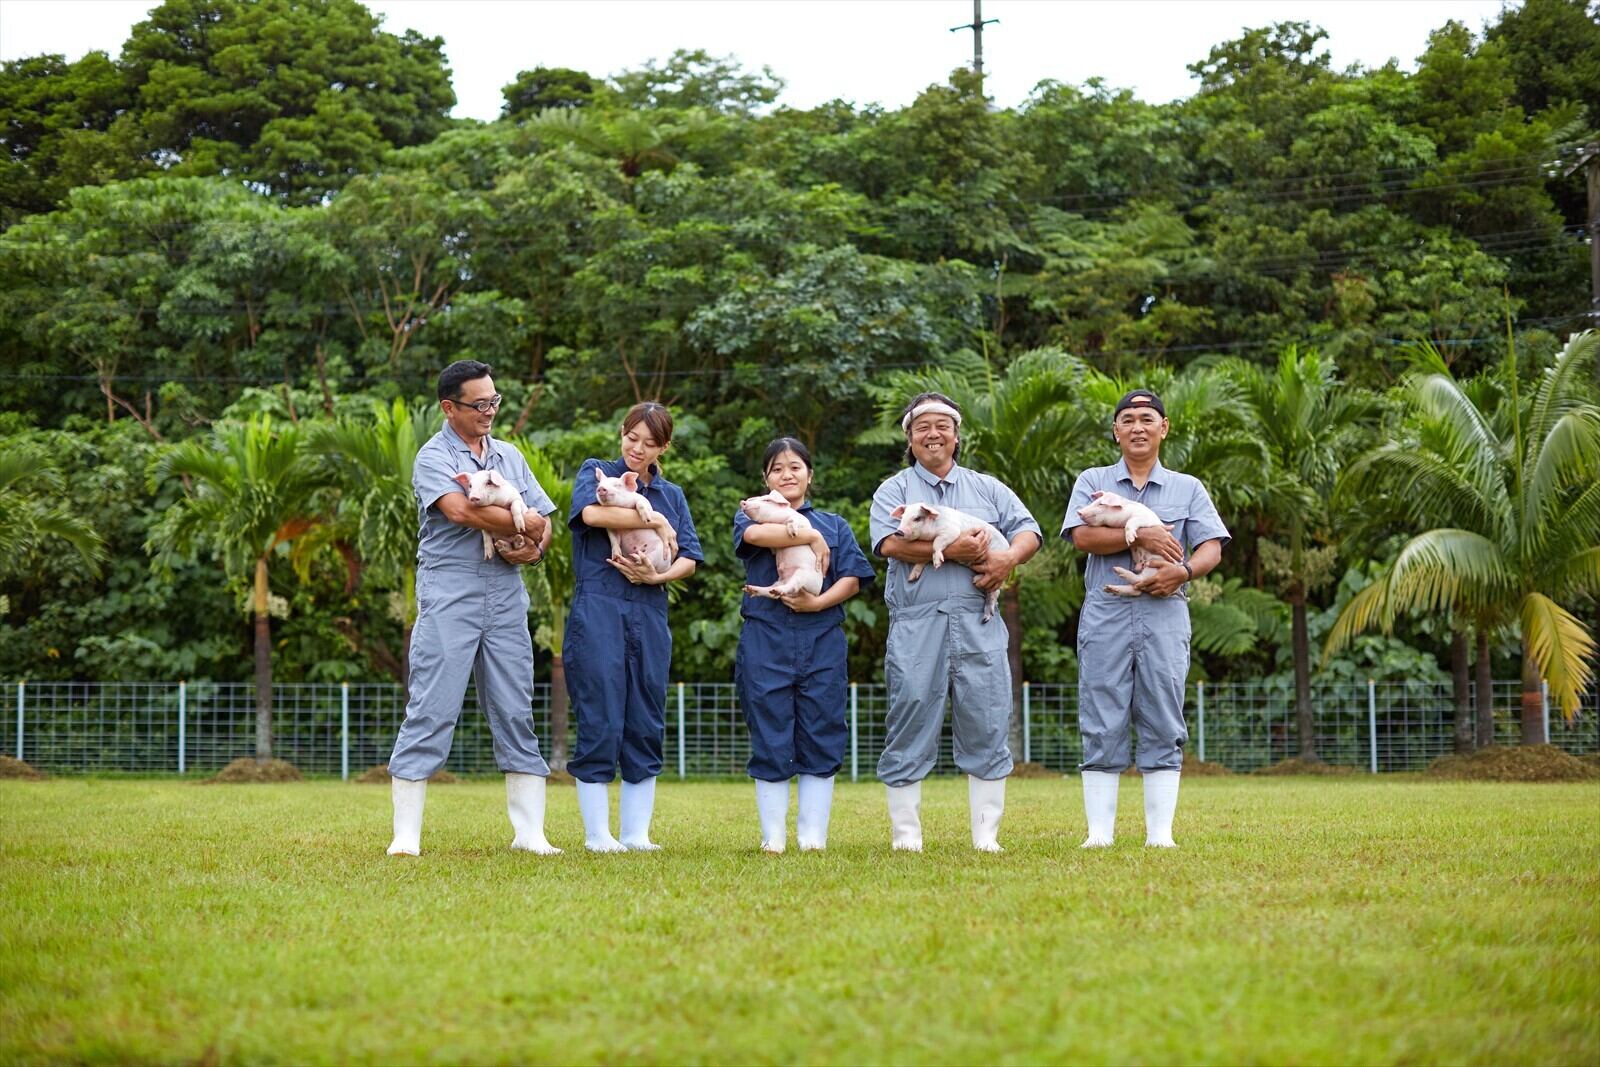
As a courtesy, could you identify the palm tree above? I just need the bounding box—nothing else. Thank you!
[148,415,327,761]
[506,439,575,771]
[1326,330,1600,740]
[307,399,442,687]
[0,439,105,587]
[1227,346,1379,761]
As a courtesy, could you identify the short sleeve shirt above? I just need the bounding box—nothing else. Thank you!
[568,457,703,603]
[1060,457,1230,603]
[733,503,877,629]
[413,424,556,568]
[869,462,1042,615]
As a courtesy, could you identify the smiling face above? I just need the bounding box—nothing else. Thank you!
[443,374,499,441]
[619,421,667,477]
[763,449,812,507]
[1113,407,1168,462]
[908,413,958,476]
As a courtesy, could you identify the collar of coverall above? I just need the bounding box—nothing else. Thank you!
[911,461,962,488]
[443,421,497,461]
[1114,456,1169,486]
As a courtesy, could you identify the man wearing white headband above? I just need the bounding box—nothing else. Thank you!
[868,391,1042,851]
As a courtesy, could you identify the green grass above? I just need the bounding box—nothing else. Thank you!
[2,776,1597,1066]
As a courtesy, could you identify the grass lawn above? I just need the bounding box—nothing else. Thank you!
[2,775,1597,1066]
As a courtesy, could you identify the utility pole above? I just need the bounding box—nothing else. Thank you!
[950,0,1000,78]
[1562,142,1600,382]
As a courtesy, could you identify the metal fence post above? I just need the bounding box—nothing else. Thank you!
[849,682,859,783]
[1021,681,1031,764]
[177,680,187,775]
[1541,680,1550,745]
[677,682,686,779]
[15,680,24,761]
[1368,679,1378,773]
[1196,681,1206,763]
[340,682,350,781]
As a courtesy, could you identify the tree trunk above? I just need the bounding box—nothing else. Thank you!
[1291,592,1317,759]
[253,556,273,761]
[1002,583,1024,763]
[1519,650,1544,746]
[1450,626,1472,753]
[550,653,570,771]
[1474,627,1494,748]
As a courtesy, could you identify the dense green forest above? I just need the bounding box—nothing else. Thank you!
[2,0,1597,751]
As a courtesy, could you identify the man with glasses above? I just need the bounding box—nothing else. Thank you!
[1061,389,1229,849]
[387,360,562,857]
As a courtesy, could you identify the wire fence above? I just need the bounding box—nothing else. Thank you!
[3,678,1596,779]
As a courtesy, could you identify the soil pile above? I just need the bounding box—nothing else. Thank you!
[355,764,458,784]
[0,755,45,779]
[1008,761,1055,779]
[1254,756,1356,776]
[208,758,303,783]
[1426,744,1600,782]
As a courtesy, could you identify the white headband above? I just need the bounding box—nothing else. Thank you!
[902,401,962,433]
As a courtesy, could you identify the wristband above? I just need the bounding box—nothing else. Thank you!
[1182,561,1193,581]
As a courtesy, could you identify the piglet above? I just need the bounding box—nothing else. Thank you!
[1075,489,1173,596]
[594,469,675,574]
[739,490,824,600]
[890,502,1010,622]
[454,469,526,560]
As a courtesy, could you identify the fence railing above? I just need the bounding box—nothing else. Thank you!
[3,678,1596,778]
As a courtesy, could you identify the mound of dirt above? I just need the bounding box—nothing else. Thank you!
[355,763,458,784]
[0,755,45,779]
[1253,756,1356,776]
[1119,754,1233,777]
[1426,744,1600,782]
[207,758,303,783]
[1009,761,1055,779]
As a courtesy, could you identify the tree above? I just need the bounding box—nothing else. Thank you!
[308,399,441,685]
[149,415,327,760]
[1326,330,1600,740]
[610,49,783,115]
[1228,346,1378,760]
[0,439,105,588]
[502,67,601,118]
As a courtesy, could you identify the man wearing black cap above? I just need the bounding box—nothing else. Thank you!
[1059,389,1229,848]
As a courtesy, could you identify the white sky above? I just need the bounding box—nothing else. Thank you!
[1,0,1510,117]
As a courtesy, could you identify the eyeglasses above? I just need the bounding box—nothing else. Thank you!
[451,394,502,414]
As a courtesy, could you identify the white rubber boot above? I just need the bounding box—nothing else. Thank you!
[1080,770,1120,848]
[575,780,625,853]
[1143,769,1181,848]
[755,779,789,853]
[619,777,662,851]
[968,774,1006,853]
[886,782,923,852]
[795,774,834,851]
[506,773,561,855]
[387,776,426,856]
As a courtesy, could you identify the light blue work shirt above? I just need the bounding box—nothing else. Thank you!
[869,462,1042,618]
[1059,457,1230,604]
[412,423,556,569]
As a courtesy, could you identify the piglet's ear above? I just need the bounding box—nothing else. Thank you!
[621,471,639,490]
[768,490,787,502]
[453,473,472,488]
[1089,490,1104,500]
[593,467,604,482]
[923,506,940,518]
[890,505,906,518]
[486,469,506,487]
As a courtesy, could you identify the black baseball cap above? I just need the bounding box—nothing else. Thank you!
[1114,389,1165,418]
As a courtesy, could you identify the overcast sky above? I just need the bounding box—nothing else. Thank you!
[1,0,1510,117]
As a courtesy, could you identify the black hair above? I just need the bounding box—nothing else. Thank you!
[437,360,493,401]
[762,436,813,476]
[900,390,962,466]
[622,401,674,446]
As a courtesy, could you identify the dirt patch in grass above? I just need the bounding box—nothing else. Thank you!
[1254,756,1356,777]
[1009,761,1055,779]
[546,768,576,786]
[1426,744,1600,782]
[207,758,303,783]
[1581,753,1600,769]
[0,755,45,779]
[355,763,458,784]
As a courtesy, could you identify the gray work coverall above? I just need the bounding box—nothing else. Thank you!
[1061,457,1229,773]
[388,423,556,780]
